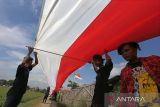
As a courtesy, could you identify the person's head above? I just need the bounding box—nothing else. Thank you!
[92,54,104,67]
[23,56,33,67]
[47,87,50,90]
[118,42,141,61]
[47,87,50,91]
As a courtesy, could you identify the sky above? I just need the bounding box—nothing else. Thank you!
[0,0,159,89]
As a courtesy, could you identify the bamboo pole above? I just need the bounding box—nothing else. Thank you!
[26,46,91,63]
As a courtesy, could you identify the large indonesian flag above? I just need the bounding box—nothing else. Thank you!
[34,0,160,94]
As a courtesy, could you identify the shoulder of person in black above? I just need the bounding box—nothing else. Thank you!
[13,64,33,88]
[8,64,33,95]
[16,63,33,77]
[96,60,113,79]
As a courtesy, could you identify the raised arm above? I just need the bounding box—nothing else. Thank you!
[27,47,33,57]
[22,47,33,64]
[104,50,111,62]
[104,50,113,70]
[32,52,38,68]
[92,61,98,71]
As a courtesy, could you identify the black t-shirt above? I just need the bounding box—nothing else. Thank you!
[93,60,113,104]
[8,64,32,95]
[95,60,113,86]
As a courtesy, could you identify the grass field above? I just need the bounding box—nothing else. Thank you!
[0,86,44,107]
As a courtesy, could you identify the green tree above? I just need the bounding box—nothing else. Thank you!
[0,79,7,86]
[7,80,14,86]
[67,80,79,89]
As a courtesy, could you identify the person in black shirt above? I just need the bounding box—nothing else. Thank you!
[43,87,50,103]
[4,47,38,107]
[91,51,113,107]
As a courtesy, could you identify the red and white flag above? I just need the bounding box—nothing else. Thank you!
[34,0,160,94]
[74,73,82,80]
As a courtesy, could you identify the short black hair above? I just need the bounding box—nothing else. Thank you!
[118,42,141,55]
[93,54,104,61]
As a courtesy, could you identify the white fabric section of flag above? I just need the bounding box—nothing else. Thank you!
[35,0,111,91]
[36,0,57,39]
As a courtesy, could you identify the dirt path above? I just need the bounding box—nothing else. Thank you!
[36,100,51,107]
[51,101,58,107]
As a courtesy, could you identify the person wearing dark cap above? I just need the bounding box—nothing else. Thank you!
[4,47,38,107]
[91,51,113,107]
[118,42,160,107]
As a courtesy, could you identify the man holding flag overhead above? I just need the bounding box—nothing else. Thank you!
[91,51,113,107]
[4,47,38,107]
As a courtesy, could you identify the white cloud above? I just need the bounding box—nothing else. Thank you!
[0,60,19,80]
[0,25,32,48]
[7,50,26,60]
[109,62,126,79]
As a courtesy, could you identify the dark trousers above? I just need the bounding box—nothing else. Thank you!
[3,94,23,107]
[91,102,104,107]
[43,94,48,103]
